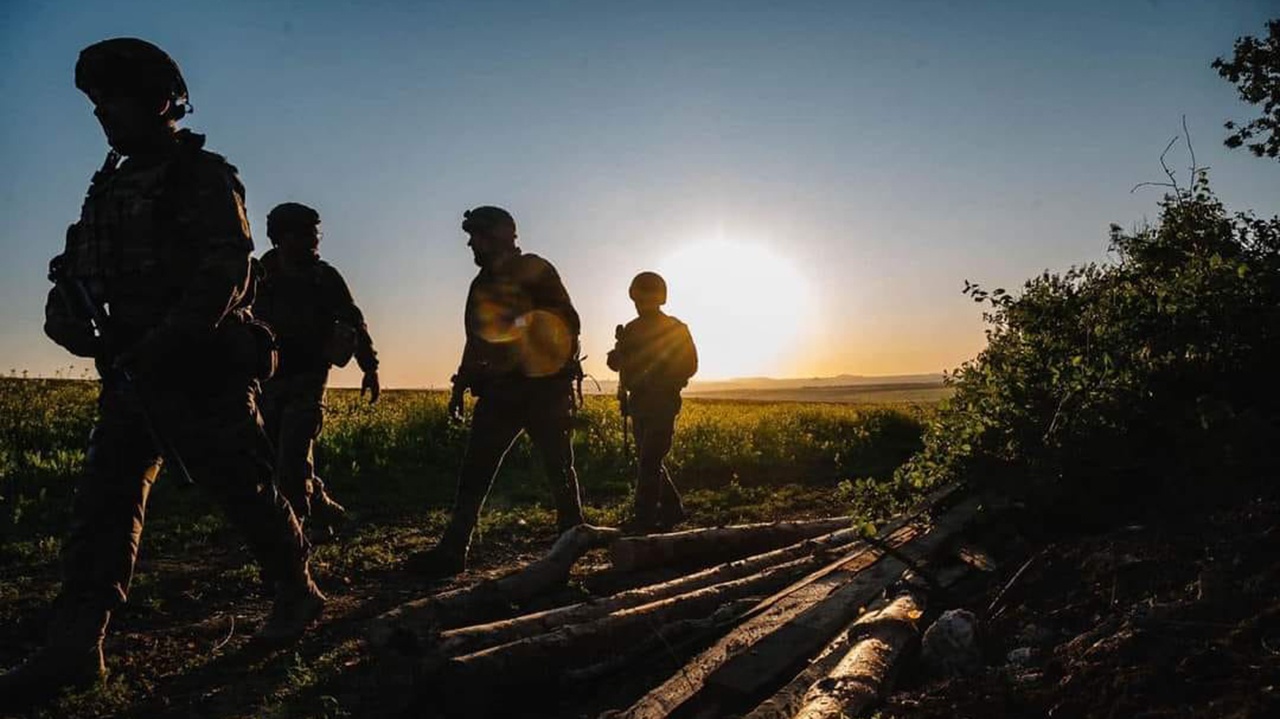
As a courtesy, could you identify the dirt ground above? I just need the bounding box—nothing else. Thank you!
[881,493,1280,719]
[5,488,1278,718]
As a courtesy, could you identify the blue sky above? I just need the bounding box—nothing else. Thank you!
[2,0,1277,385]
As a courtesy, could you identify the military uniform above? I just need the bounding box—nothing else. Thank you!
[421,244,586,574]
[0,39,322,707]
[608,298,698,530]
[254,246,378,525]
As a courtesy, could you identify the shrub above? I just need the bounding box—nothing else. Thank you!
[897,173,1280,520]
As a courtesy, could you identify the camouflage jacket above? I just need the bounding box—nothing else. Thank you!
[253,248,378,378]
[607,310,698,401]
[46,130,259,374]
[456,251,581,394]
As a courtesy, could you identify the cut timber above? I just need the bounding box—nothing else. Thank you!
[368,524,620,652]
[792,592,923,719]
[436,520,918,658]
[609,517,855,572]
[440,548,876,688]
[612,494,983,719]
[745,561,973,719]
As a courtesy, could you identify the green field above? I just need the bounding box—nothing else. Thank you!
[0,377,935,536]
[0,376,938,718]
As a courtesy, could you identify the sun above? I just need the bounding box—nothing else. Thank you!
[655,239,816,379]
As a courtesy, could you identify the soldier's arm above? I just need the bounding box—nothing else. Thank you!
[322,265,379,374]
[680,322,699,381]
[154,162,254,346]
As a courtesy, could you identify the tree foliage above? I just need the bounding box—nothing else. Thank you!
[897,175,1280,520]
[1214,18,1280,159]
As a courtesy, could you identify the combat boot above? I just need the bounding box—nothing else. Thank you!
[255,579,325,645]
[405,542,468,580]
[657,501,687,532]
[0,601,109,710]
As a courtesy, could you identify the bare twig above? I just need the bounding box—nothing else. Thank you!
[1182,115,1197,182]
[212,614,236,652]
[986,550,1044,620]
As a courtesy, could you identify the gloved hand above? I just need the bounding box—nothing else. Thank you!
[448,383,466,423]
[361,370,381,404]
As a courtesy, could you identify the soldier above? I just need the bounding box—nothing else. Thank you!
[407,206,586,578]
[254,202,380,542]
[0,38,323,706]
[607,272,698,533]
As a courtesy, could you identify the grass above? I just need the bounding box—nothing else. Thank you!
[0,375,940,718]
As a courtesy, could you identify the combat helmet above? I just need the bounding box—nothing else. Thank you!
[629,271,667,305]
[267,202,321,243]
[75,38,190,119]
[462,206,517,236]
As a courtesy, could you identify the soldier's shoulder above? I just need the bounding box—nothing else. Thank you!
[176,132,245,193]
[515,252,557,274]
[314,259,347,283]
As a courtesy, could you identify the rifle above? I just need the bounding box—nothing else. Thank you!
[49,259,196,487]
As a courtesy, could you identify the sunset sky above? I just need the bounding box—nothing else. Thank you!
[2,0,1278,386]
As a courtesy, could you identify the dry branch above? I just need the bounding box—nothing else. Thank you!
[440,551,854,687]
[612,494,983,719]
[368,524,620,652]
[609,517,855,572]
[436,521,917,658]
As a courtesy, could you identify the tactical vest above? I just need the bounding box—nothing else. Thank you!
[60,133,246,335]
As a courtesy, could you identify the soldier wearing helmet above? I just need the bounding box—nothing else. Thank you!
[253,202,380,543]
[0,38,323,707]
[406,206,586,578]
[608,271,698,533]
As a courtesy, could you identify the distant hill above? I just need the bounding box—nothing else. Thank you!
[683,373,944,393]
[583,373,948,404]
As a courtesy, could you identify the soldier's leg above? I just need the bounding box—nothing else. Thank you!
[650,413,685,528]
[526,386,585,533]
[630,414,663,528]
[171,382,319,641]
[262,375,315,517]
[0,387,158,703]
[411,396,524,576]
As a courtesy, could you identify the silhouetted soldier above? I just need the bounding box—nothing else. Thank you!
[0,38,323,707]
[608,272,698,533]
[254,202,380,542]
[408,206,586,578]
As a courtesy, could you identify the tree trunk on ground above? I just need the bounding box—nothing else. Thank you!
[791,592,923,719]
[609,517,856,573]
[368,524,621,653]
[440,552,844,687]
[612,494,983,719]
[744,560,973,719]
[436,521,919,658]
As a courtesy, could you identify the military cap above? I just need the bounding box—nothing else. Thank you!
[75,38,189,116]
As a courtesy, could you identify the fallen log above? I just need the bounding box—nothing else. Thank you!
[440,551,860,687]
[368,524,621,652]
[744,558,973,719]
[609,517,856,572]
[435,521,919,658]
[611,494,984,719]
[792,592,922,719]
